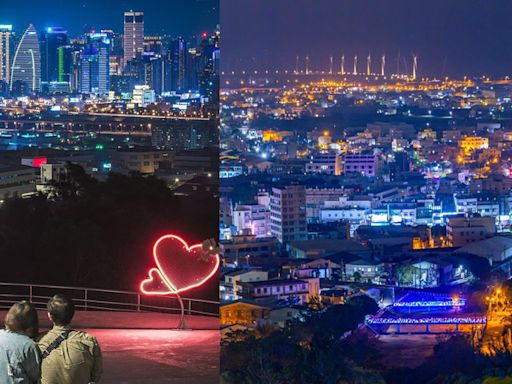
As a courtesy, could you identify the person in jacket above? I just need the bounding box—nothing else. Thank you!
[37,294,103,384]
[0,300,41,383]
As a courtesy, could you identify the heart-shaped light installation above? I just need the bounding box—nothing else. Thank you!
[140,234,219,295]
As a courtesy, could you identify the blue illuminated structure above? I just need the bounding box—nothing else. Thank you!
[393,291,466,308]
[393,299,465,308]
[365,290,482,334]
[366,316,486,325]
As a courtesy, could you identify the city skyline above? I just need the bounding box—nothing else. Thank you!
[0,0,218,37]
[221,0,512,78]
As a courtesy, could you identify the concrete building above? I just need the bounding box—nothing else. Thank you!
[220,234,277,263]
[222,269,269,300]
[113,148,170,174]
[305,152,342,175]
[233,204,270,237]
[447,216,496,247]
[343,154,378,177]
[240,279,310,304]
[0,165,37,200]
[270,185,307,243]
[305,187,345,222]
[40,162,67,184]
[345,258,385,282]
[220,300,270,326]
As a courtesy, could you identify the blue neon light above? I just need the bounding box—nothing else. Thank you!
[366,316,486,325]
[393,300,465,307]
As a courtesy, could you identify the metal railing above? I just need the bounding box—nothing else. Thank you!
[0,282,219,317]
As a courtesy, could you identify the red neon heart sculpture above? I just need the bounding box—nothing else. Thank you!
[140,234,219,295]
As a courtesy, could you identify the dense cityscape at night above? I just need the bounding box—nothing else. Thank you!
[4,1,512,383]
[220,1,512,383]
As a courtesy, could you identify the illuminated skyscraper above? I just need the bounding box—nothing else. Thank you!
[10,24,41,94]
[123,11,144,67]
[169,37,187,91]
[40,27,70,93]
[80,33,110,94]
[0,25,13,85]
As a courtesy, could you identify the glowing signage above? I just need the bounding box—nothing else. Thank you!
[140,234,219,295]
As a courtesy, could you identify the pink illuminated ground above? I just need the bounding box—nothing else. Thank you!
[1,312,219,383]
[87,329,219,383]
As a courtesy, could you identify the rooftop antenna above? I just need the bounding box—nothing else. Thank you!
[353,54,358,75]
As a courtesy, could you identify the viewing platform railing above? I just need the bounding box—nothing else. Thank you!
[0,282,219,317]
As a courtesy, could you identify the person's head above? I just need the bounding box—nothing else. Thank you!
[47,294,75,326]
[4,301,39,338]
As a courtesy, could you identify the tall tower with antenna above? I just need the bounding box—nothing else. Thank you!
[341,54,345,75]
[412,54,418,80]
[367,53,371,76]
[353,55,358,75]
[295,55,299,74]
[305,55,309,75]
[329,55,333,74]
[381,54,386,76]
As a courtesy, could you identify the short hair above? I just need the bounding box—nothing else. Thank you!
[47,294,75,326]
[4,301,39,337]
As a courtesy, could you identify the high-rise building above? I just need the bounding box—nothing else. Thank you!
[123,11,144,67]
[40,27,70,92]
[80,33,110,94]
[198,34,219,102]
[0,25,13,85]
[270,185,307,243]
[10,24,41,94]
[186,47,201,91]
[144,36,163,56]
[169,37,187,92]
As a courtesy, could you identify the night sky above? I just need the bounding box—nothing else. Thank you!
[0,0,218,37]
[221,0,512,78]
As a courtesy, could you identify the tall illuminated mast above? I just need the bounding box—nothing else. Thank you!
[295,55,299,74]
[305,55,309,75]
[412,54,418,80]
[381,54,386,76]
[353,54,358,75]
[341,53,345,75]
[329,55,333,74]
[366,52,371,76]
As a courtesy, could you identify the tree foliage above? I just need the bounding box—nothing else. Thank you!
[221,297,384,383]
[0,165,218,299]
